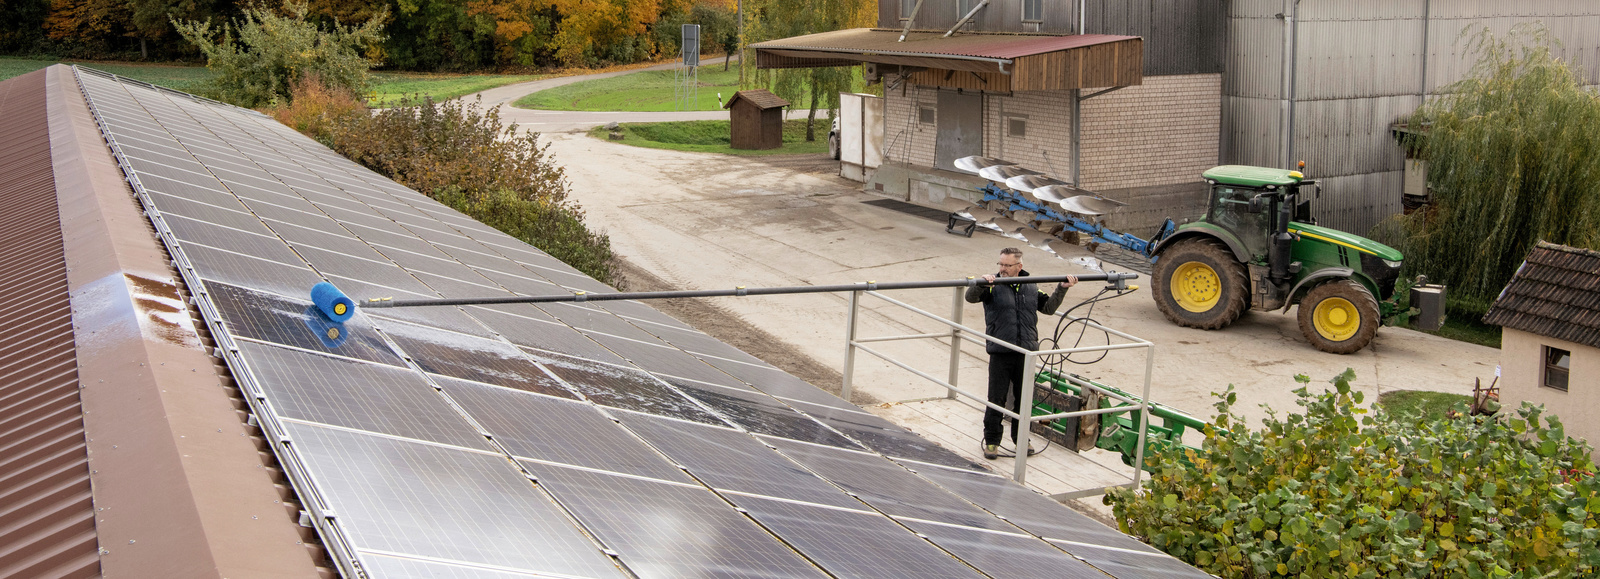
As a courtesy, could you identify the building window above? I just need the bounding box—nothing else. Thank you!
[1022,0,1042,22]
[1007,117,1027,138]
[1544,346,1571,391]
[900,0,915,19]
[919,107,936,125]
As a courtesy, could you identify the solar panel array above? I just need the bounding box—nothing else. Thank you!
[72,66,1209,579]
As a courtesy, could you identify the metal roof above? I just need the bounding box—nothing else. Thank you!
[1485,242,1600,349]
[753,28,1137,62]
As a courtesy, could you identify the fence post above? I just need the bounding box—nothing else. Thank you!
[946,286,963,399]
[841,290,861,403]
[1013,351,1038,483]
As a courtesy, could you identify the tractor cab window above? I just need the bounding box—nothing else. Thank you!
[1209,185,1272,258]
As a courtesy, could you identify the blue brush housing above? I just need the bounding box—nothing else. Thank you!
[310,282,355,323]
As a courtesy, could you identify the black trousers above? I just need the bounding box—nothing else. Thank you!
[984,352,1027,446]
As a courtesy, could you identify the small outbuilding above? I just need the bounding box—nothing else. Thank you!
[724,89,788,150]
[1483,241,1600,443]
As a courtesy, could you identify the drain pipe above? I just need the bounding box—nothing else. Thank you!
[1278,0,1299,168]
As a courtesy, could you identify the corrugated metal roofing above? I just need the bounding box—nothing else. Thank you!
[0,69,100,579]
[752,28,1137,62]
[1485,242,1600,350]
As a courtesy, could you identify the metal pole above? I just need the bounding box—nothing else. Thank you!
[1012,351,1037,483]
[1130,343,1154,490]
[946,286,963,400]
[841,290,861,403]
[361,274,1132,309]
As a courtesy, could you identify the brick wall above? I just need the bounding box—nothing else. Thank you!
[1080,73,1222,190]
[983,90,1073,175]
[883,86,940,168]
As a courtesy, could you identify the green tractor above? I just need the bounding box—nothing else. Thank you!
[1149,166,1406,354]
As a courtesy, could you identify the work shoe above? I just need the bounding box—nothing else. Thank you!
[982,444,1000,460]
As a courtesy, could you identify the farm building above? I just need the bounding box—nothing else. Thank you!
[1484,242,1600,444]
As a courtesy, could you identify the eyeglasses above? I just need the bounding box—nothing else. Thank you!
[997,261,1021,267]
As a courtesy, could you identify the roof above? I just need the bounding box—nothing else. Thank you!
[752,28,1143,91]
[0,66,328,578]
[1,65,1208,579]
[724,89,789,110]
[1485,241,1600,349]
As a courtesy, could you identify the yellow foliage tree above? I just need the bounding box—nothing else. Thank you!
[546,0,659,66]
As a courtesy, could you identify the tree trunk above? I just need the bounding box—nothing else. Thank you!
[140,37,148,60]
[805,78,820,141]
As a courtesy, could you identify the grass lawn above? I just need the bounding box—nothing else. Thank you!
[590,119,831,156]
[1376,390,1473,422]
[516,66,748,111]
[367,72,538,106]
[0,57,536,106]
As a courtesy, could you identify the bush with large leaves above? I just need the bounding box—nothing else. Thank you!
[1106,370,1599,578]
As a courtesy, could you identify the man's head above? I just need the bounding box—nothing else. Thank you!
[997,247,1024,277]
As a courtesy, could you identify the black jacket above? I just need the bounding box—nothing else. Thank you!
[965,269,1068,354]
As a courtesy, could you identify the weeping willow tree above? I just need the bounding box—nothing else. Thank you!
[740,0,873,141]
[1391,25,1600,315]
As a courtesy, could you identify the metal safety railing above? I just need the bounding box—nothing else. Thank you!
[840,286,1154,490]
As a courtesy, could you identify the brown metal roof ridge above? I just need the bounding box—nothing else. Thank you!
[1484,241,1600,349]
[42,64,326,577]
[751,28,1137,62]
[0,68,100,579]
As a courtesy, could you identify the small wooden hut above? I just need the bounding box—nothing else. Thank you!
[724,89,789,150]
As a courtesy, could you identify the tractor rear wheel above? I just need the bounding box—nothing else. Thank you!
[1297,280,1380,354]
[1152,238,1250,330]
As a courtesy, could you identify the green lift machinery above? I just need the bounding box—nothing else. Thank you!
[1029,368,1206,470]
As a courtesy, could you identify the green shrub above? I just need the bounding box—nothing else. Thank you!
[330,94,621,286]
[1106,370,1600,578]
[173,1,385,108]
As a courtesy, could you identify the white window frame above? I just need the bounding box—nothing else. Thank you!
[1543,345,1571,391]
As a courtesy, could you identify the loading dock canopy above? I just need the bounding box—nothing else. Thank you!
[752,28,1142,91]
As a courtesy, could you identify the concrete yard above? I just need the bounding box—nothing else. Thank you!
[539,131,1501,514]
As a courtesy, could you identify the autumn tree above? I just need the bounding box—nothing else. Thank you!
[546,0,660,66]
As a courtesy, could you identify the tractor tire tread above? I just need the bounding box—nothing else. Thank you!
[1151,238,1250,330]
[1296,279,1380,354]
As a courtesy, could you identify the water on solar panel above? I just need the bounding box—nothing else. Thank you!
[587,335,736,386]
[363,304,500,340]
[440,377,693,483]
[530,465,828,579]
[281,422,627,578]
[204,281,402,366]
[521,350,723,425]
[379,320,573,399]
[897,522,1111,579]
[293,244,435,296]
[762,438,1016,533]
[682,388,865,450]
[733,495,984,579]
[237,340,492,451]
[615,412,861,509]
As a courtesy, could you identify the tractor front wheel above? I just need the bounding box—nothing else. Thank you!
[1297,280,1380,354]
[1152,238,1250,330]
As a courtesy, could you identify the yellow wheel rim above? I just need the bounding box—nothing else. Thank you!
[1313,297,1361,341]
[1171,262,1222,313]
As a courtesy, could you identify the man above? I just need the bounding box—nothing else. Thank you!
[966,247,1075,460]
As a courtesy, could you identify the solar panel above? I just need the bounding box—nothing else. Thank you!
[732,495,984,579]
[282,422,626,578]
[73,67,1205,579]
[615,412,863,509]
[238,340,492,451]
[440,377,694,483]
[530,465,827,579]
